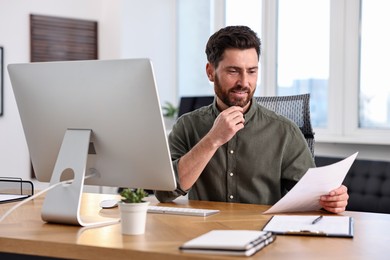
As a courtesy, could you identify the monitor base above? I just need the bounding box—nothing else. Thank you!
[41,129,119,227]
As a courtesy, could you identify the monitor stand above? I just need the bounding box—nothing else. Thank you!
[41,129,120,227]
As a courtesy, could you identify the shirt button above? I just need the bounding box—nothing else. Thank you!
[229,150,234,154]
[229,172,234,177]
[229,195,234,199]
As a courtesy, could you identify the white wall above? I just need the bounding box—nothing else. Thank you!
[0,0,177,184]
[120,0,176,105]
[0,0,102,182]
[99,0,176,105]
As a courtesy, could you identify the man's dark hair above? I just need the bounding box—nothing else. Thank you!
[205,25,261,68]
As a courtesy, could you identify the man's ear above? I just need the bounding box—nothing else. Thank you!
[206,63,214,82]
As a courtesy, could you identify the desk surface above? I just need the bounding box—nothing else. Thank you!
[0,192,389,259]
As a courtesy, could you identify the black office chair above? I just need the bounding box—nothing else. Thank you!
[178,96,215,117]
[255,94,315,158]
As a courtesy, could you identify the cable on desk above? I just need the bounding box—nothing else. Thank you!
[0,173,96,223]
[0,180,70,222]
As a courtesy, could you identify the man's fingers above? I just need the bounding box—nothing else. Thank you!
[320,200,347,213]
[320,185,349,213]
[328,185,348,196]
[217,106,245,128]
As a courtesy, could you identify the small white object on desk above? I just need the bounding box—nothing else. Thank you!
[99,199,119,209]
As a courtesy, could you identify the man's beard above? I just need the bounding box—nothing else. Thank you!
[214,74,254,108]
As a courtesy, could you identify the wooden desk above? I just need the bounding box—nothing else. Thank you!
[0,193,389,259]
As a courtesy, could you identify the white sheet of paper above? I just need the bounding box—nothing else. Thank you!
[0,194,29,203]
[264,152,358,214]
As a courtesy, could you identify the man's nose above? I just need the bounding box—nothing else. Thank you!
[238,73,250,87]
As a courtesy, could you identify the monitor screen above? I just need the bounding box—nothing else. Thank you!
[8,58,177,226]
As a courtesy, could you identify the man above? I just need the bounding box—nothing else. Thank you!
[155,25,348,213]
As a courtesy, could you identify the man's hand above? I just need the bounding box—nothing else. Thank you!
[320,185,349,213]
[208,106,245,147]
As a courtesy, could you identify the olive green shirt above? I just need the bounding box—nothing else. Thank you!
[155,98,315,205]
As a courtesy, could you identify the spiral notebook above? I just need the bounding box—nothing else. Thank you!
[179,230,276,256]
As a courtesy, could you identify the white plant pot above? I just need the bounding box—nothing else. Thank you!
[118,201,150,235]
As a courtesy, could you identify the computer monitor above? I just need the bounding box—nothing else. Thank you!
[8,58,177,226]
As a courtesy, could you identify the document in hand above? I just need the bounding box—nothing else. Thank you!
[264,152,358,214]
[179,230,276,256]
[262,215,353,238]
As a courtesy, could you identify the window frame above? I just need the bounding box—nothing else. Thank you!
[220,0,390,145]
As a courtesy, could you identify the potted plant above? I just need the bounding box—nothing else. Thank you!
[118,188,149,235]
[162,101,178,130]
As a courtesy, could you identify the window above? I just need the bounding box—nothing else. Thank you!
[359,0,390,129]
[225,0,262,95]
[177,0,390,144]
[177,0,263,98]
[225,0,262,37]
[177,0,214,97]
[277,0,330,128]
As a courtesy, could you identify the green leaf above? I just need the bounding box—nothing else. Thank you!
[162,101,178,118]
[120,188,148,203]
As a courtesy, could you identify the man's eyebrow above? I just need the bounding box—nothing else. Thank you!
[225,66,241,70]
[225,66,258,70]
